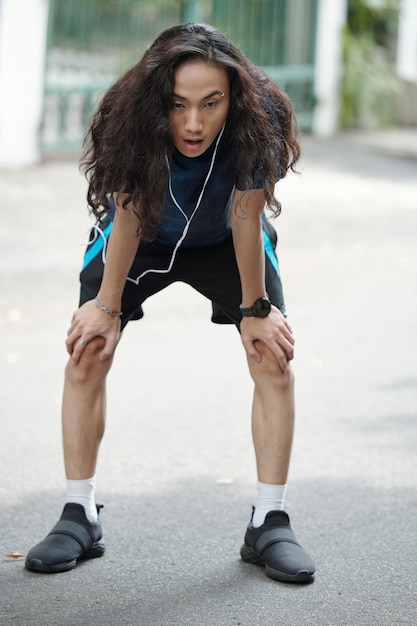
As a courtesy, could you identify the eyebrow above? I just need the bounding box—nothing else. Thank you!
[172,90,225,101]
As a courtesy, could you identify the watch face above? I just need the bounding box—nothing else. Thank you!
[255,298,271,318]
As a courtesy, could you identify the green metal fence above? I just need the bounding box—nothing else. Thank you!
[41,0,317,153]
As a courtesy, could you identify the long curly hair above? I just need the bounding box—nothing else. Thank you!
[81,22,300,242]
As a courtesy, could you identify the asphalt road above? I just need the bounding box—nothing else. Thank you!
[1,133,416,625]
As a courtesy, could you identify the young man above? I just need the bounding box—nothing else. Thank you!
[26,22,315,584]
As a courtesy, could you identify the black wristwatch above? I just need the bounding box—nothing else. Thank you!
[240,297,271,318]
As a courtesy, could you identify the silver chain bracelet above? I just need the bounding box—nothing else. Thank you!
[95,297,122,317]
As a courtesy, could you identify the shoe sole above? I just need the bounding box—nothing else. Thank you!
[240,544,314,584]
[25,540,105,574]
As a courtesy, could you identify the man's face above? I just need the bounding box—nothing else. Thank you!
[169,59,230,158]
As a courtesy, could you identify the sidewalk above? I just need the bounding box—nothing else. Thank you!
[338,126,417,160]
[1,133,416,626]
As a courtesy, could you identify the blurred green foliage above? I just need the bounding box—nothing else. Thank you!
[341,0,403,128]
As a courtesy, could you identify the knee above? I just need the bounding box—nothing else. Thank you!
[65,337,111,385]
[248,342,294,389]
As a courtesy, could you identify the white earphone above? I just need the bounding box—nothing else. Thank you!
[126,123,226,285]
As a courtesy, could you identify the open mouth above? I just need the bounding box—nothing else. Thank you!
[184,138,204,151]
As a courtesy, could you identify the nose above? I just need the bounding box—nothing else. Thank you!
[185,108,202,134]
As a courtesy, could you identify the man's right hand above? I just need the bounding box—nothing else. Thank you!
[66,299,121,364]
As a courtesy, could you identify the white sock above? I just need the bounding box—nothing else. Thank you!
[65,476,97,523]
[252,481,287,528]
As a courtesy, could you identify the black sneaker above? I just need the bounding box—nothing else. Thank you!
[241,509,315,584]
[25,503,105,573]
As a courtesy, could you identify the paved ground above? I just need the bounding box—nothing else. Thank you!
[1,130,416,625]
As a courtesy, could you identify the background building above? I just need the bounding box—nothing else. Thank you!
[0,0,415,168]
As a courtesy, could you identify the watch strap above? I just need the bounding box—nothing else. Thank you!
[239,297,271,318]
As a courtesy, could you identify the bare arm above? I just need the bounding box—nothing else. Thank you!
[230,188,294,371]
[66,193,140,363]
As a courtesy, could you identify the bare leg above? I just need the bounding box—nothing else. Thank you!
[25,337,113,572]
[62,337,114,479]
[241,343,315,583]
[247,341,295,485]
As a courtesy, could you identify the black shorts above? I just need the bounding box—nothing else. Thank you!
[79,215,286,331]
